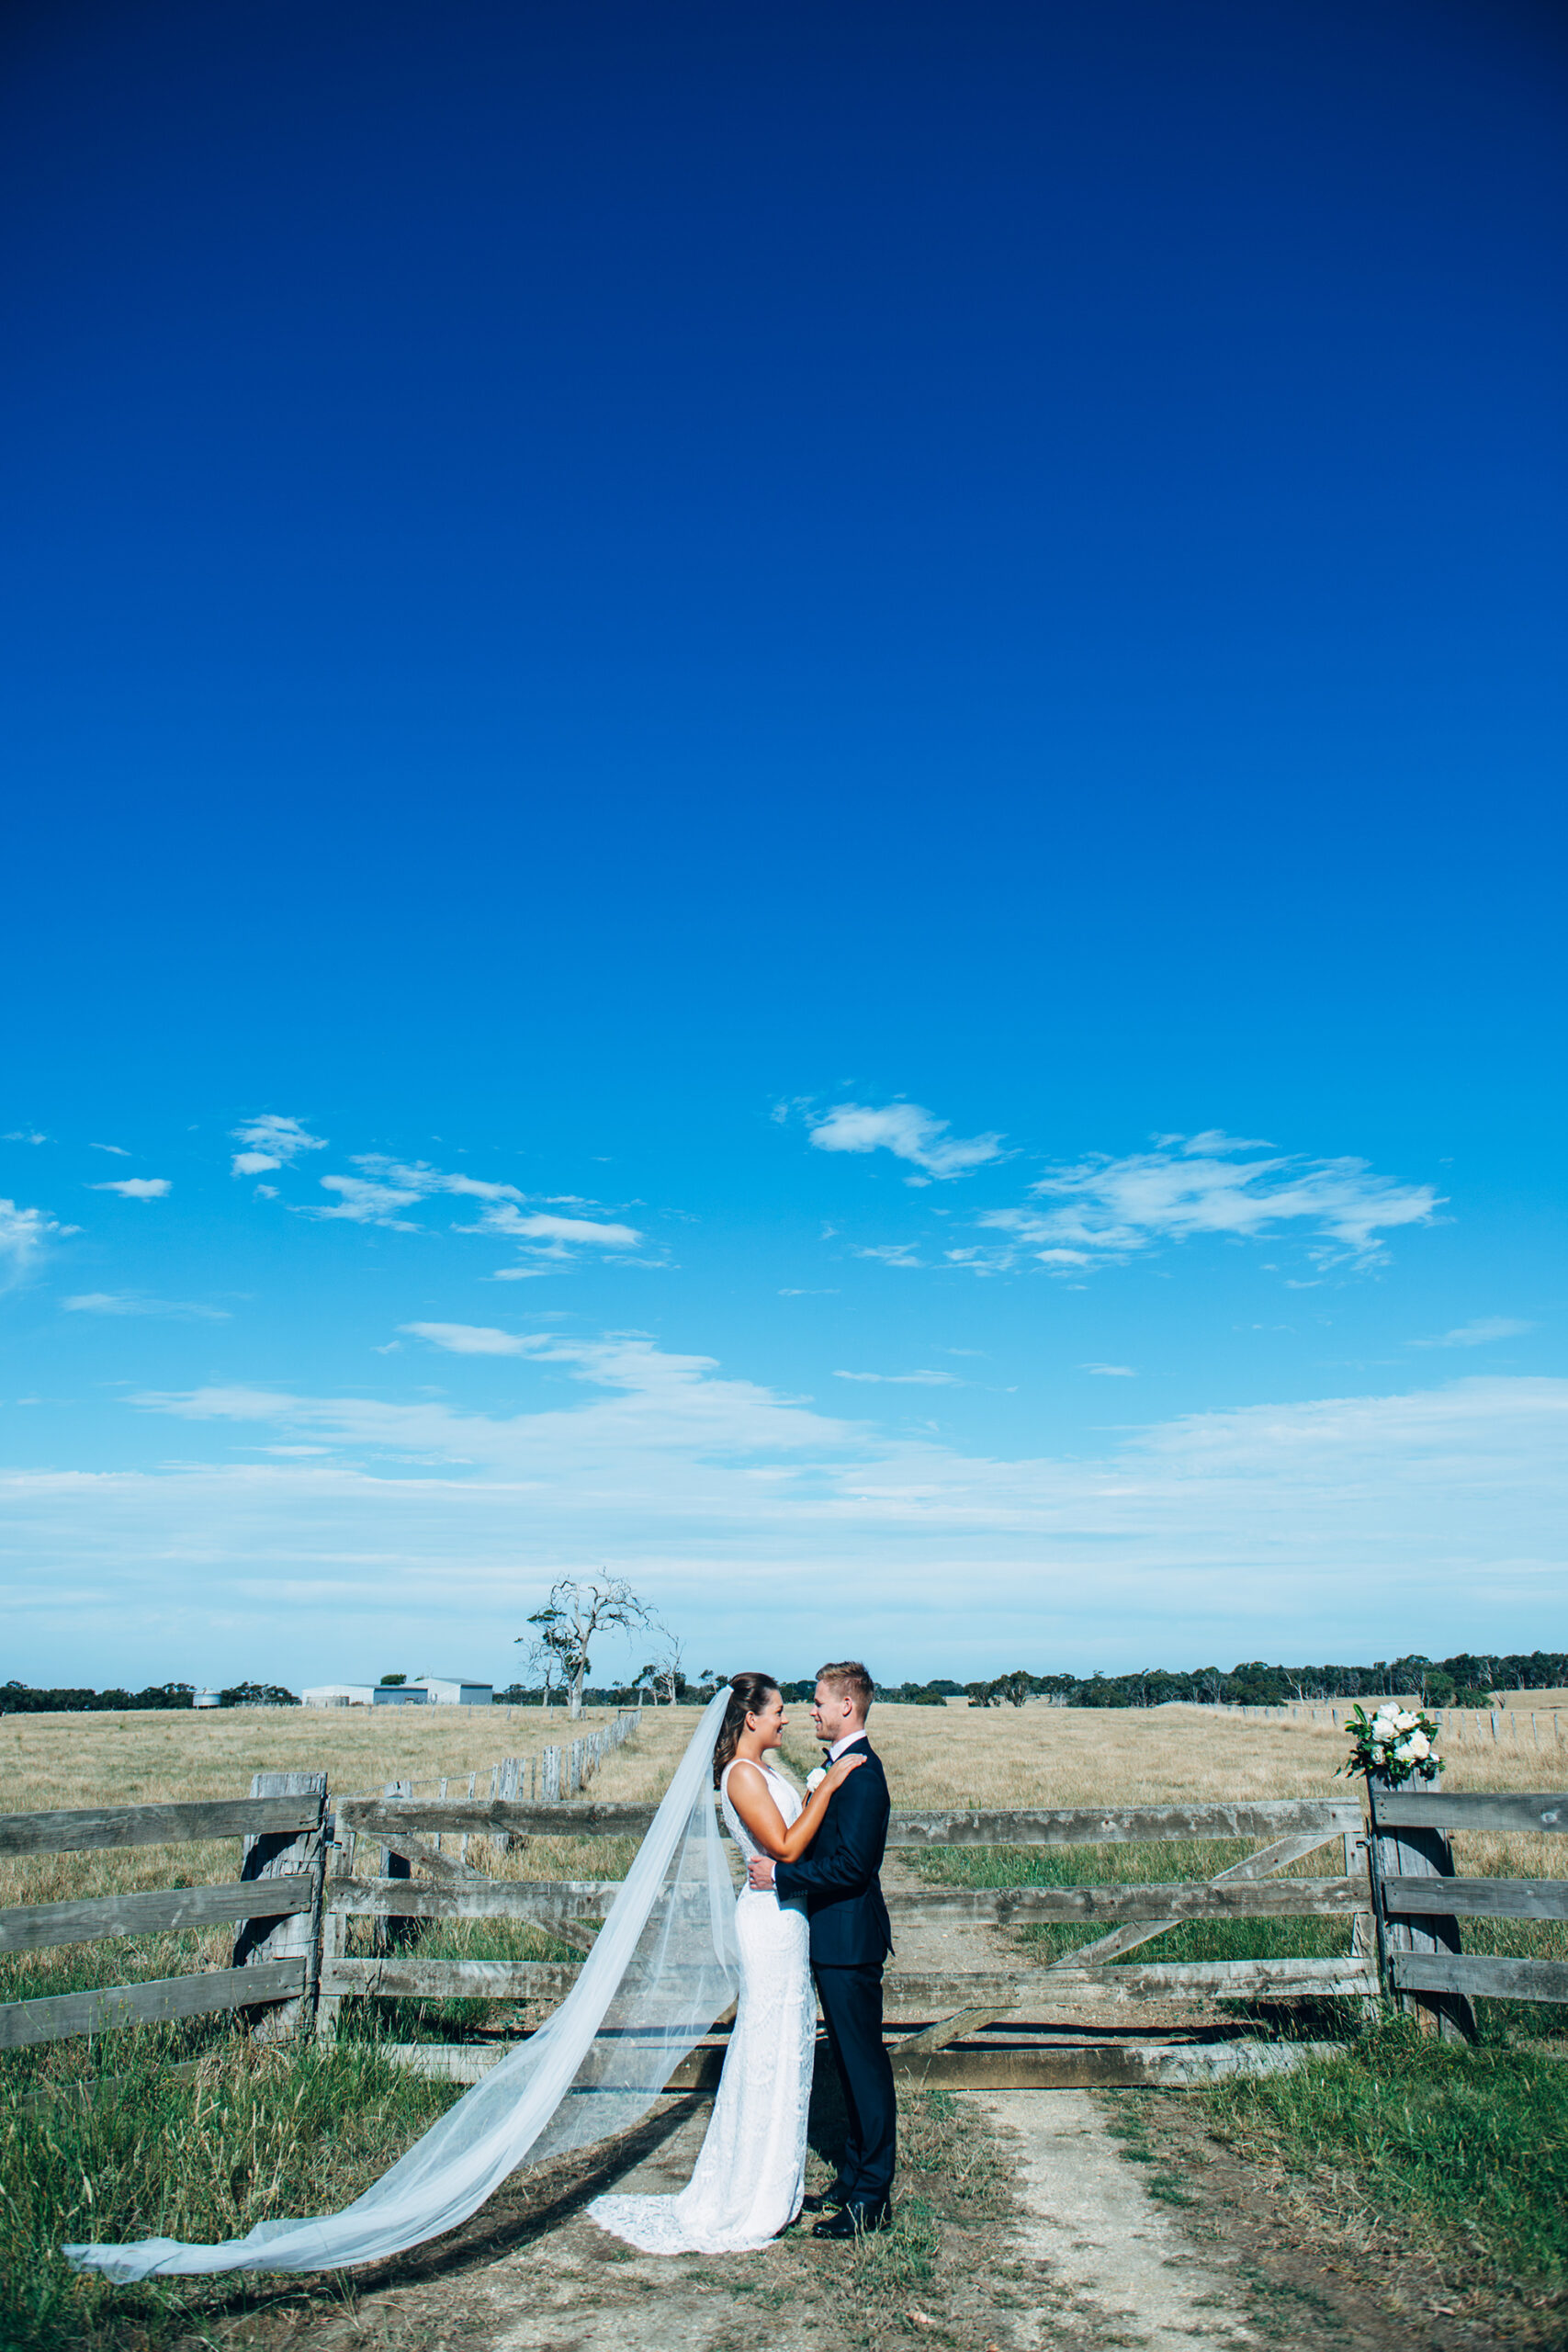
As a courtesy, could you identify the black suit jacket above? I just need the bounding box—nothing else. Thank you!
[773,1736,894,1964]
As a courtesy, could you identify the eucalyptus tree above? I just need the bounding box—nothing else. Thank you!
[520,1576,652,1720]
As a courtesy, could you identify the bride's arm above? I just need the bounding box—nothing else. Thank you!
[725,1756,865,1863]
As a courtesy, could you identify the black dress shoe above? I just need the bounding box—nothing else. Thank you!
[800,2184,852,2212]
[811,2199,893,2239]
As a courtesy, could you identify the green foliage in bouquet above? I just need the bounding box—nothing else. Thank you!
[1340,1700,1441,1786]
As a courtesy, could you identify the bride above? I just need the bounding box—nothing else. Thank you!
[588,1670,863,2254]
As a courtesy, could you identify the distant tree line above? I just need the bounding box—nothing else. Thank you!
[0,1679,299,1713]
[8,1647,1563,1720]
[508,1654,1567,1711]
[947,1651,1568,1710]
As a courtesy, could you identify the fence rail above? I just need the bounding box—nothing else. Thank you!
[0,1875,316,1953]
[1382,1874,1568,1920]
[321,1951,1380,2006]
[333,1795,1365,1848]
[1392,1952,1568,2004]
[0,1798,323,1858]
[0,1960,307,2051]
[1371,1791,1564,1835]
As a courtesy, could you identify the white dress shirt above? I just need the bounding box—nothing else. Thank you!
[828,1730,865,1762]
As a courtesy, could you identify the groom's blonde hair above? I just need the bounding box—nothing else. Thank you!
[818,1661,874,1715]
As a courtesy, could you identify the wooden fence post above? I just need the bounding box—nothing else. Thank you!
[542,1747,560,1801]
[1366,1780,1475,2042]
[316,1794,354,2041]
[374,1779,415,1957]
[1343,1828,1380,2023]
[234,1770,327,2041]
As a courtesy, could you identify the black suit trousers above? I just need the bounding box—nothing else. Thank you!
[814,1960,897,2202]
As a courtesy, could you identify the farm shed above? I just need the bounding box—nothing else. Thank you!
[412,1676,492,1705]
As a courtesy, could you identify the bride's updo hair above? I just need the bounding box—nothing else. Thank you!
[713,1672,780,1787]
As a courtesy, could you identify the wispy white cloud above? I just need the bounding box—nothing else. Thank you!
[89,1142,130,1157]
[355,1157,525,1205]
[288,1155,644,1267]
[975,1133,1439,1275]
[231,1114,327,1179]
[854,1243,929,1269]
[0,1199,73,1291]
[63,1293,229,1321]
[23,1354,1562,1682]
[463,1206,642,1255]
[1410,1317,1535,1350]
[1081,1363,1136,1376]
[136,1336,852,1462]
[147,1385,296,1420]
[4,1131,48,1145]
[834,1368,956,1385]
[400,1322,549,1356]
[90,1178,171,1201]
[310,1174,424,1229]
[808,1102,1005,1182]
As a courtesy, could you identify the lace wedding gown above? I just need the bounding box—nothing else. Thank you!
[588,1760,814,2254]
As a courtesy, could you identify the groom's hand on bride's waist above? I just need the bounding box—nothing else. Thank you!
[748,1856,777,1890]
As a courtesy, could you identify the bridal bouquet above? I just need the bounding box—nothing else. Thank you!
[1340,1701,1442,1785]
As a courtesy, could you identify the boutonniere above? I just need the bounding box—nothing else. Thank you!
[805,1767,828,1792]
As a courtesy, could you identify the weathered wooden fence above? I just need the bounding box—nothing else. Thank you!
[0,1711,641,2054]
[1367,1781,1568,2042]
[5,1753,1564,2090]
[310,1792,1380,2087]
[0,1789,325,2050]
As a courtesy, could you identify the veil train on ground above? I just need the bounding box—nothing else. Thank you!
[64,1686,738,2282]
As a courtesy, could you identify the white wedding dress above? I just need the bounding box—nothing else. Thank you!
[587,1759,814,2254]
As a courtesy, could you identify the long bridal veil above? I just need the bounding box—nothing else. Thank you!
[66,1686,739,2281]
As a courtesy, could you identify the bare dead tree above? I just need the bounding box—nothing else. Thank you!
[520,1575,651,1721]
[637,1618,685,1705]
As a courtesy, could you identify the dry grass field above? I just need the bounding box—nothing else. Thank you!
[9,1687,1562,1821]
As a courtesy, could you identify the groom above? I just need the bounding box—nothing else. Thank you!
[748,1659,896,2237]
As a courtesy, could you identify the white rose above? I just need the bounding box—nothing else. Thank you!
[1374,1708,1399,1729]
[1394,1710,1418,1732]
[805,1768,827,1792]
[1407,1732,1430,1759]
[1393,1738,1416,1761]
[1371,1733,1390,1751]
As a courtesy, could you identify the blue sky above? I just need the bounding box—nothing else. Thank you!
[2,0,1563,1690]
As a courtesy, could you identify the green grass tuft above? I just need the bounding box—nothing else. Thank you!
[1,2030,457,2352]
[1205,2018,1568,2307]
